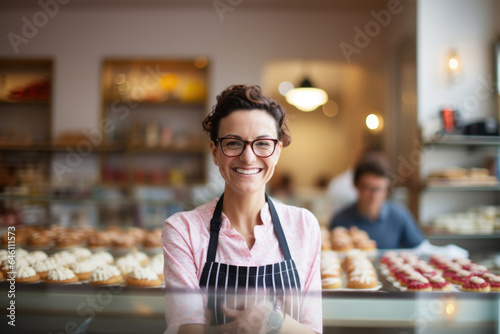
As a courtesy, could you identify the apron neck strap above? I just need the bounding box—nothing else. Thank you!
[266,193,292,261]
[207,193,224,263]
[206,193,293,263]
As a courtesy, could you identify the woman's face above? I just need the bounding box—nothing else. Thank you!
[210,109,283,196]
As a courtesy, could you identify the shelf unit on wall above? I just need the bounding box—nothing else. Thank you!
[0,58,210,229]
[99,59,209,188]
[418,134,500,249]
[0,59,53,196]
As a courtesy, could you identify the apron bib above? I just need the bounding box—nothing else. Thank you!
[199,193,302,325]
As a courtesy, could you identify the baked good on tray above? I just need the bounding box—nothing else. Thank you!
[429,275,451,291]
[71,260,98,281]
[88,266,123,286]
[461,276,490,292]
[16,266,41,283]
[346,272,378,289]
[45,267,79,284]
[322,277,342,289]
[125,267,162,287]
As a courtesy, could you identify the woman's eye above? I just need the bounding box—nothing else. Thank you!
[225,140,243,147]
[255,141,271,147]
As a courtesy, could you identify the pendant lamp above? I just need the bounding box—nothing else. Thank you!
[285,77,328,112]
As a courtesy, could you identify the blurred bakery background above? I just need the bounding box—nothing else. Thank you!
[0,0,500,333]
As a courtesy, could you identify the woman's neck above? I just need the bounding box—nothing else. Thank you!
[221,188,266,232]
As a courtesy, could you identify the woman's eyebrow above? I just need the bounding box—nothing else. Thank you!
[221,134,274,139]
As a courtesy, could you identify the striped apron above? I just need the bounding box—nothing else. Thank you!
[199,193,302,326]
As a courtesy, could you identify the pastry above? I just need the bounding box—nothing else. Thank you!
[468,264,489,277]
[71,260,98,281]
[320,227,332,250]
[347,272,378,289]
[70,247,92,261]
[45,267,79,284]
[321,251,341,278]
[330,237,353,253]
[125,267,162,287]
[406,279,432,292]
[33,259,60,280]
[322,277,342,289]
[87,232,112,250]
[50,251,77,267]
[143,232,162,250]
[90,251,114,266]
[113,234,136,251]
[1,231,27,246]
[453,257,472,270]
[55,232,83,248]
[356,239,377,252]
[29,250,48,262]
[27,231,54,248]
[145,257,164,281]
[123,251,149,266]
[125,228,147,244]
[72,225,95,239]
[429,275,451,291]
[16,266,41,283]
[461,276,490,292]
[446,270,472,285]
[88,266,123,286]
[115,256,142,276]
[1,257,30,277]
[0,250,9,263]
[484,275,500,292]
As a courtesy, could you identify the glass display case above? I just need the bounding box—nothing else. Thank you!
[1,280,498,334]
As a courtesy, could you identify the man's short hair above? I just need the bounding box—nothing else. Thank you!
[354,159,390,185]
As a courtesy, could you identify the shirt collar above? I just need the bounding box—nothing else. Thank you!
[210,197,272,231]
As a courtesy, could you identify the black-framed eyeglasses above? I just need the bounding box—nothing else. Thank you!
[216,137,279,158]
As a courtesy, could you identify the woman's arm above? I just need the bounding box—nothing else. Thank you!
[162,216,207,329]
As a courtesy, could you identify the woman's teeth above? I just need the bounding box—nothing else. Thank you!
[236,168,260,175]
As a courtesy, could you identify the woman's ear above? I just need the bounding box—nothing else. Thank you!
[210,141,218,166]
[273,141,284,166]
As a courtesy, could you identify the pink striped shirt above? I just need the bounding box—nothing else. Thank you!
[161,197,323,333]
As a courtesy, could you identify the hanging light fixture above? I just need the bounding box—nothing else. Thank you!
[285,77,328,112]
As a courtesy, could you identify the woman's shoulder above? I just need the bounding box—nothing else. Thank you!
[272,199,319,227]
[164,198,218,229]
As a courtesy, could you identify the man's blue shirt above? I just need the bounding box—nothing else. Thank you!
[329,200,425,249]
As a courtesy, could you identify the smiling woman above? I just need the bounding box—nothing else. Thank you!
[161,84,323,334]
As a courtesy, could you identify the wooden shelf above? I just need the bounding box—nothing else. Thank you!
[424,134,500,147]
[0,99,50,104]
[103,99,205,107]
[128,145,207,153]
[0,143,124,152]
[423,184,500,191]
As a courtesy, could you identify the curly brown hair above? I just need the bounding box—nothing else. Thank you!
[202,84,291,147]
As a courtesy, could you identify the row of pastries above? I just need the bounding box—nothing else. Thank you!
[0,246,165,287]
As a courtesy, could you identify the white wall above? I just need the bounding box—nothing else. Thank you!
[0,7,388,134]
[417,0,497,127]
[417,0,499,223]
[0,5,395,191]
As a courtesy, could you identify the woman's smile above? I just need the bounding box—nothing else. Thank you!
[233,167,263,175]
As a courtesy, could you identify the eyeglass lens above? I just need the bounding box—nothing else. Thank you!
[220,138,276,157]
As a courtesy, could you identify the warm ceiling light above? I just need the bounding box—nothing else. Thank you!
[448,57,458,70]
[366,114,380,130]
[285,78,328,112]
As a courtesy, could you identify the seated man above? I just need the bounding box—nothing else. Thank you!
[329,159,425,249]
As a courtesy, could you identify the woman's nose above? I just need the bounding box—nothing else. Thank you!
[239,143,257,163]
